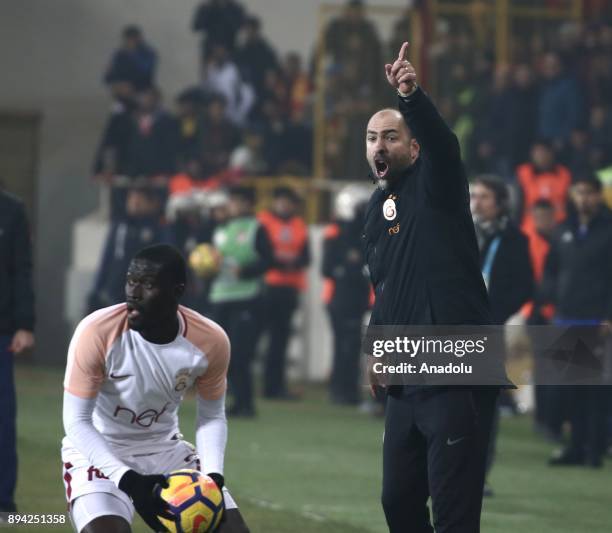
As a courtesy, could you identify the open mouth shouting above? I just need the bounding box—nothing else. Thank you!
[374,157,390,179]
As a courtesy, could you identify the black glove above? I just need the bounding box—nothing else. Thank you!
[119,470,173,532]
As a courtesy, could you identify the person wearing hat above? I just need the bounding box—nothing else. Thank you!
[257,186,310,399]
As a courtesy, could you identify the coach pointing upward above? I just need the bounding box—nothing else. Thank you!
[363,42,499,532]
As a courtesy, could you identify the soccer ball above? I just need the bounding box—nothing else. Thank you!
[157,469,224,533]
[188,244,221,279]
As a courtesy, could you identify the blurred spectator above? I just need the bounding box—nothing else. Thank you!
[470,175,533,497]
[260,98,288,173]
[88,187,165,312]
[324,0,382,95]
[516,140,572,234]
[521,200,560,440]
[326,62,374,179]
[229,126,269,177]
[477,64,539,179]
[124,87,179,179]
[471,176,533,325]
[198,94,241,180]
[508,64,540,169]
[537,52,584,149]
[564,128,593,178]
[192,0,246,60]
[258,187,310,399]
[209,187,274,417]
[164,191,212,311]
[0,189,35,514]
[93,84,137,179]
[540,175,612,468]
[202,44,255,125]
[175,88,207,165]
[588,105,612,170]
[282,52,311,118]
[235,16,279,99]
[104,25,157,92]
[277,109,313,176]
[322,185,371,405]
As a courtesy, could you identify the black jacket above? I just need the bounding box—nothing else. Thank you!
[540,207,612,321]
[478,220,533,325]
[363,88,490,327]
[0,191,35,334]
[322,219,371,317]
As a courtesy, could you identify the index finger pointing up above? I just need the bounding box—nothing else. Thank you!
[398,41,409,61]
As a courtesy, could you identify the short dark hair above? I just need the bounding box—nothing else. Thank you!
[244,16,261,30]
[573,174,602,192]
[272,186,300,202]
[132,244,187,285]
[532,138,554,151]
[123,25,142,39]
[229,185,256,205]
[473,174,509,212]
[532,198,554,210]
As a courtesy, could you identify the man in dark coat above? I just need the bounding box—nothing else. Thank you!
[363,42,502,533]
[0,189,35,514]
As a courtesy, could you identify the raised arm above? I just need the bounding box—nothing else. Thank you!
[385,42,463,199]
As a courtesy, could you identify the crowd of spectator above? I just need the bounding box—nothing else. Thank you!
[94,0,314,218]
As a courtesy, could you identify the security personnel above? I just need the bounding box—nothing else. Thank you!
[258,186,310,399]
[322,185,372,405]
[209,186,273,416]
[363,42,503,533]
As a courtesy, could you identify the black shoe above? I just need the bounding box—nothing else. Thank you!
[549,448,585,466]
[227,405,256,418]
[586,456,603,469]
[264,391,301,401]
[0,503,17,524]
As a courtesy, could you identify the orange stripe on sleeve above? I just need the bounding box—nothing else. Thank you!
[63,304,128,399]
[181,306,231,401]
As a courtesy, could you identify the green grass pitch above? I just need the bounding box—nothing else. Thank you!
[13,365,612,532]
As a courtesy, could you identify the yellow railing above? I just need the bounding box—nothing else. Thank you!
[241,175,360,224]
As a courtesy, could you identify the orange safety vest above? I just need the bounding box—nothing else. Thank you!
[517,163,571,234]
[519,227,555,320]
[258,210,308,291]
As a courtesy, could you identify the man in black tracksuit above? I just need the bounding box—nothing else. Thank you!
[363,42,501,532]
[539,175,612,467]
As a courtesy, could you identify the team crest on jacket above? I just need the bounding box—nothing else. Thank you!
[174,369,191,392]
[383,197,397,221]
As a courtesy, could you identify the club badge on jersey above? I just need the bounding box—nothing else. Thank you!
[383,196,397,221]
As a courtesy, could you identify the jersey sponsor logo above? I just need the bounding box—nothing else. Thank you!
[383,197,397,221]
[109,372,133,380]
[388,222,400,235]
[113,402,171,427]
[87,466,109,481]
